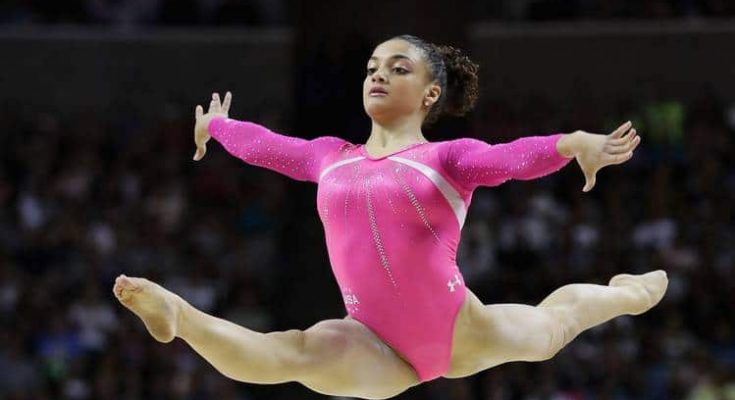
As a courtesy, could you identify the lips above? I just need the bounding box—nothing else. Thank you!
[369,87,388,95]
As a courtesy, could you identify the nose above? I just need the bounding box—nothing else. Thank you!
[371,69,387,83]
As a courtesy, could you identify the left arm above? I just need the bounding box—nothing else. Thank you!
[443,121,640,192]
[442,133,574,191]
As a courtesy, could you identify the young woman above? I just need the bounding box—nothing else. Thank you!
[113,35,667,399]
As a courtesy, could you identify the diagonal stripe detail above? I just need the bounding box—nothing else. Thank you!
[319,156,365,181]
[388,156,468,230]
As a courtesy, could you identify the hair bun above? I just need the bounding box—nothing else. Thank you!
[434,44,480,118]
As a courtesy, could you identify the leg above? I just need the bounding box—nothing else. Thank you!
[446,270,668,378]
[113,275,419,399]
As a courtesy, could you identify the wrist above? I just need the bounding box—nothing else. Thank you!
[206,114,228,135]
[556,131,583,158]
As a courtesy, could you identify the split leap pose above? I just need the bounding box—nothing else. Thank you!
[113,35,667,399]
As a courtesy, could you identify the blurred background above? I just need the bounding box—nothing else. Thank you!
[1,1,734,399]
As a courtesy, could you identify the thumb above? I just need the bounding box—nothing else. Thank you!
[582,171,596,192]
[193,145,206,161]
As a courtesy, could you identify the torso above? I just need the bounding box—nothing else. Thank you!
[315,140,473,381]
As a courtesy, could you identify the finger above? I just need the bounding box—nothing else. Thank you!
[209,92,222,112]
[195,105,204,119]
[209,98,219,113]
[606,135,640,154]
[630,134,641,151]
[222,91,232,114]
[605,151,634,165]
[608,132,634,146]
[605,143,633,155]
[623,128,637,140]
[609,121,632,139]
[610,128,636,145]
[618,133,641,152]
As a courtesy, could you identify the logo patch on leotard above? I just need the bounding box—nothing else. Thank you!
[447,274,463,292]
[342,289,360,313]
[345,294,360,305]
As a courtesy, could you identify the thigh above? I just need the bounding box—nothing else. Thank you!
[446,290,562,378]
[297,318,420,399]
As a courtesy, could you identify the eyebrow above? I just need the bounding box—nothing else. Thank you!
[368,54,413,63]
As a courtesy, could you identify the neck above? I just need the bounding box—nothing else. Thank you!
[366,114,428,148]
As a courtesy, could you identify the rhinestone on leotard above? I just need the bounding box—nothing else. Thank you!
[394,164,441,242]
[365,176,397,288]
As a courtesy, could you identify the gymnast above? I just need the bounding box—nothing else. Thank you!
[113,34,667,399]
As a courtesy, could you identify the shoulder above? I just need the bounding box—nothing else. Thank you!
[313,136,353,145]
[310,136,355,152]
[311,136,361,165]
[437,137,492,162]
[445,137,491,148]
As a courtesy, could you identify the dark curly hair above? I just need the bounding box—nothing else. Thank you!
[392,34,480,126]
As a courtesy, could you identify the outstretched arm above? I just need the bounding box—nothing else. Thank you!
[193,92,349,183]
[442,133,574,191]
[442,121,640,192]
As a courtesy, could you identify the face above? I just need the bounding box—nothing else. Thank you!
[363,39,441,123]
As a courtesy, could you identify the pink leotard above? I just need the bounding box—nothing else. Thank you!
[208,117,573,381]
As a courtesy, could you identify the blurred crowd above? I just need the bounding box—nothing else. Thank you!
[0,0,287,26]
[471,0,735,21]
[0,90,733,399]
[2,0,735,27]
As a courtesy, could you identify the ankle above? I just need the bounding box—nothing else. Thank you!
[174,295,190,339]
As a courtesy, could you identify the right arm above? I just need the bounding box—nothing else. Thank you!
[193,92,349,183]
[207,117,349,183]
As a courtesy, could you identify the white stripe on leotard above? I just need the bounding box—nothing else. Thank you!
[388,156,468,230]
[319,156,365,181]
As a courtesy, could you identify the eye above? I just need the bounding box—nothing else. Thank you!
[366,67,377,75]
[393,67,408,74]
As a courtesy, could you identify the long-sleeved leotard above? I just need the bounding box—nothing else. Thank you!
[208,117,573,381]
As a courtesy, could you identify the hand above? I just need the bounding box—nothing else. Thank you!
[193,91,232,161]
[571,121,641,192]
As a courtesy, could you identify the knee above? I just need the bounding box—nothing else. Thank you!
[268,323,351,377]
[537,308,578,361]
[538,320,565,361]
[303,323,352,359]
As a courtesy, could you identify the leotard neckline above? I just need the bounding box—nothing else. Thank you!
[359,141,431,160]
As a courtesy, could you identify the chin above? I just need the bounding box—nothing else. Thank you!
[365,107,392,123]
[365,99,403,116]
[364,103,385,118]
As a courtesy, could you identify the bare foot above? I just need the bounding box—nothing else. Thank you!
[609,270,668,315]
[113,275,182,343]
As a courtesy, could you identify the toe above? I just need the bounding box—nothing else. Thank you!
[112,277,143,305]
[113,284,130,301]
[116,276,142,292]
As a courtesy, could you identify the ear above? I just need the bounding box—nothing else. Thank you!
[423,82,442,107]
